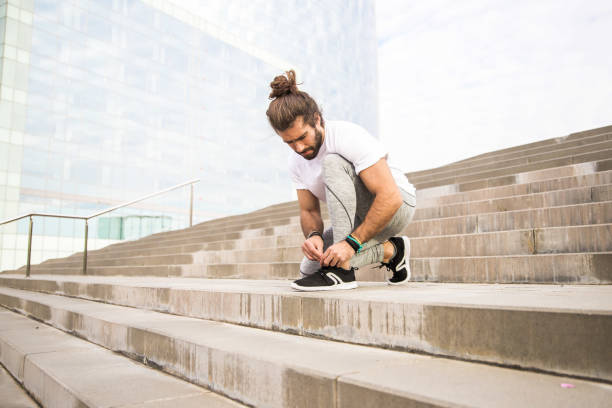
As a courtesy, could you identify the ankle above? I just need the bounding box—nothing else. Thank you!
[382,240,396,263]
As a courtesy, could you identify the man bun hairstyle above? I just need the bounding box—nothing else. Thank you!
[266,70,324,132]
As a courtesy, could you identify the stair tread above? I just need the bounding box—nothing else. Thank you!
[0,310,244,407]
[2,275,611,313]
[1,287,610,407]
[0,359,38,407]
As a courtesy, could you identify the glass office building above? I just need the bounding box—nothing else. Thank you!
[0,0,378,270]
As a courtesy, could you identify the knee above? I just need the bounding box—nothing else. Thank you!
[395,204,415,232]
[323,154,353,177]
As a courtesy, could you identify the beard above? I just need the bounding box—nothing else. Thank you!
[301,127,324,160]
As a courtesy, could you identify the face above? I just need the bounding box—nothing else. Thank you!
[277,115,324,160]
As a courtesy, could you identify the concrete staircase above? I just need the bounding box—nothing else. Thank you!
[1,125,611,407]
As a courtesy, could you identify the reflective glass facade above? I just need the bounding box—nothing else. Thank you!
[0,0,377,270]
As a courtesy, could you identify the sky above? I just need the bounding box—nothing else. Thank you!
[375,0,612,172]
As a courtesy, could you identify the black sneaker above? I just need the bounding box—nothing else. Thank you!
[378,236,411,285]
[291,266,358,291]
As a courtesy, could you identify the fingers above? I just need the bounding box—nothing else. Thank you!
[302,244,317,261]
[302,239,322,261]
[321,242,355,267]
[320,248,328,266]
[310,236,324,258]
[321,248,337,267]
[312,239,323,253]
[304,238,353,267]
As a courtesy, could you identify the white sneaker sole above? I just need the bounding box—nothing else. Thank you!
[387,236,411,286]
[291,281,358,291]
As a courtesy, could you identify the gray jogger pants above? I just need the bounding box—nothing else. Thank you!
[300,154,416,276]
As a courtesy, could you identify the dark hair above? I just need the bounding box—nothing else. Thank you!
[266,70,324,132]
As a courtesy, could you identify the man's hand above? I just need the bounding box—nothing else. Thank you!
[321,241,355,267]
[302,235,324,262]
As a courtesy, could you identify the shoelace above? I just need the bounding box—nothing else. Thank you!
[376,261,393,272]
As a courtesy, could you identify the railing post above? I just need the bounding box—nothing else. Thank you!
[189,184,194,227]
[83,220,88,275]
[26,216,33,278]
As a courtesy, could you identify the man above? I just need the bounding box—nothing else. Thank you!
[266,70,416,291]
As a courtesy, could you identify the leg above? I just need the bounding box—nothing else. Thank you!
[322,154,416,269]
[299,226,400,273]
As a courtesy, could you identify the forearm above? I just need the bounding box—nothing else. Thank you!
[351,192,402,244]
[300,209,324,238]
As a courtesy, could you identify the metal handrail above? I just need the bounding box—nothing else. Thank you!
[0,178,200,277]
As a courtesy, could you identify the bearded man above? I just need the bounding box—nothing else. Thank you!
[266,70,416,291]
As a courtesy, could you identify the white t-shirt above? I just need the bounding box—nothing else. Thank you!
[288,120,415,202]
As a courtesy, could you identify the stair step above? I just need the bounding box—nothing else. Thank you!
[77,181,612,254]
[408,130,612,179]
[409,126,612,176]
[412,224,612,257]
[34,253,194,269]
[205,165,611,219]
[115,185,612,249]
[414,148,612,190]
[137,216,301,244]
[27,185,612,274]
[172,251,612,283]
[88,225,612,263]
[23,264,185,277]
[415,184,611,220]
[94,218,303,252]
[53,198,612,270]
[16,167,610,276]
[417,159,611,199]
[0,361,37,407]
[203,252,610,283]
[38,242,206,266]
[1,287,610,407]
[411,138,612,184]
[17,251,611,284]
[1,276,611,382]
[97,206,325,252]
[202,262,298,279]
[418,170,612,208]
[13,249,612,284]
[189,207,328,233]
[0,309,244,407]
[35,200,611,273]
[38,224,305,267]
[408,201,612,236]
[407,252,612,283]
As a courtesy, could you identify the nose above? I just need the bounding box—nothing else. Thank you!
[295,141,307,153]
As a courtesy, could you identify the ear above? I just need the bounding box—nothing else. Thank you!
[314,112,321,127]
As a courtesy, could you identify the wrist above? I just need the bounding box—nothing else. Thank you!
[345,234,363,253]
[343,240,356,254]
[307,230,323,239]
